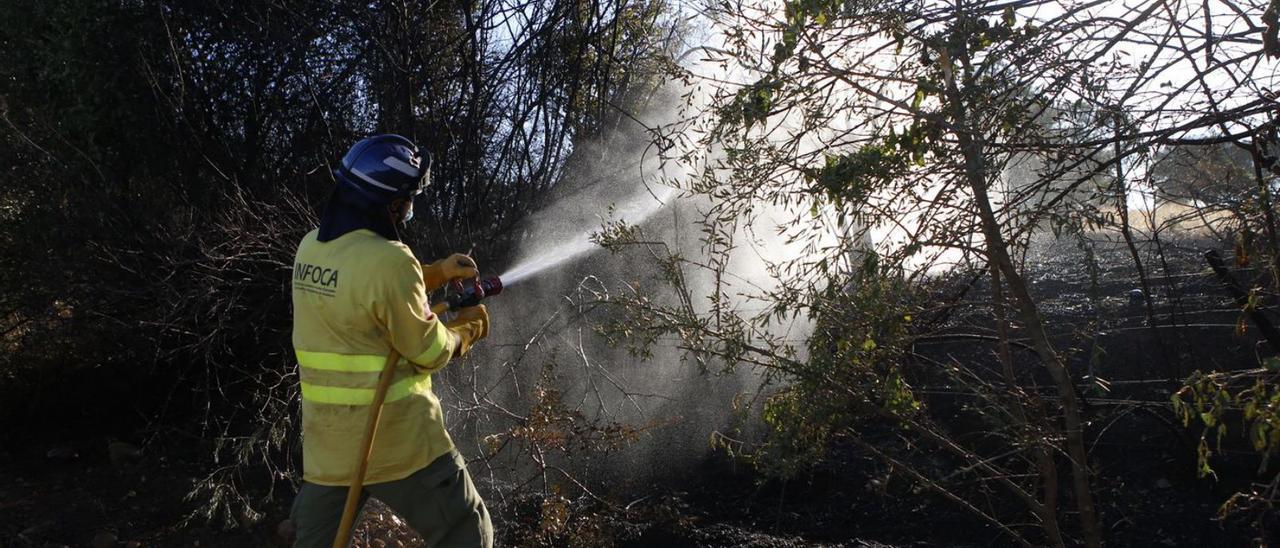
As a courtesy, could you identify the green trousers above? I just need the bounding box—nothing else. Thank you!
[291,450,493,548]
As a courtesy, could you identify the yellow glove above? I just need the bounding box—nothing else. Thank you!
[422,253,479,292]
[445,304,490,357]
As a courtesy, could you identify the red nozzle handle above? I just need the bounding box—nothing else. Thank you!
[446,276,503,310]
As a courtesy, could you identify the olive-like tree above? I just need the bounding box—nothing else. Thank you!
[595,0,1280,545]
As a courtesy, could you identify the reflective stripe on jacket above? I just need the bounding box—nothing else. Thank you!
[291,228,458,486]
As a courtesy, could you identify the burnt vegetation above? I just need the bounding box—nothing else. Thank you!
[3,0,1280,547]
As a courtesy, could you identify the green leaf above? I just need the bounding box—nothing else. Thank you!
[1197,438,1216,479]
[911,88,925,111]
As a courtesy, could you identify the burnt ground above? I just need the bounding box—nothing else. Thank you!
[903,234,1277,546]
[3,233,1278,547]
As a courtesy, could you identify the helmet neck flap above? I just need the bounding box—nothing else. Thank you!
[317,182,401,242]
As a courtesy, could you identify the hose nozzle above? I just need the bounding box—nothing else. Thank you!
[441,276,503,312]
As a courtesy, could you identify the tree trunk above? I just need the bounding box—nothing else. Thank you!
[938,49,1102,548]
[992,264,1067,548]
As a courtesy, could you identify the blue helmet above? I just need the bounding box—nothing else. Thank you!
[334,134,431,204]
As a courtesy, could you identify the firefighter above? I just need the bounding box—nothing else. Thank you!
[289,134,493,547]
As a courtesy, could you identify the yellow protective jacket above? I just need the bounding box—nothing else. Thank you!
[291,228,459,486]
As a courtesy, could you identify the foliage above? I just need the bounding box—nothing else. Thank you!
[747,262,919,479]
[1174,367,1280,530]
[594,0,1280,545]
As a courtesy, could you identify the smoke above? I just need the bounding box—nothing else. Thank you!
[435,41,852,506]
[426,76,790,502]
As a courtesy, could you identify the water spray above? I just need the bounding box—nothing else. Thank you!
[495,185,678,287]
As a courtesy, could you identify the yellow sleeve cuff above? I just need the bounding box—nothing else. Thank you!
[407,320,456,373]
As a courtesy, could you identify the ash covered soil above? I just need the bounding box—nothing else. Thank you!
[2,233,1273,546]
[907,233,1272,546]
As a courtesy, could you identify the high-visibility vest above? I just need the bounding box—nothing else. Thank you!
[291,228,458,486]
